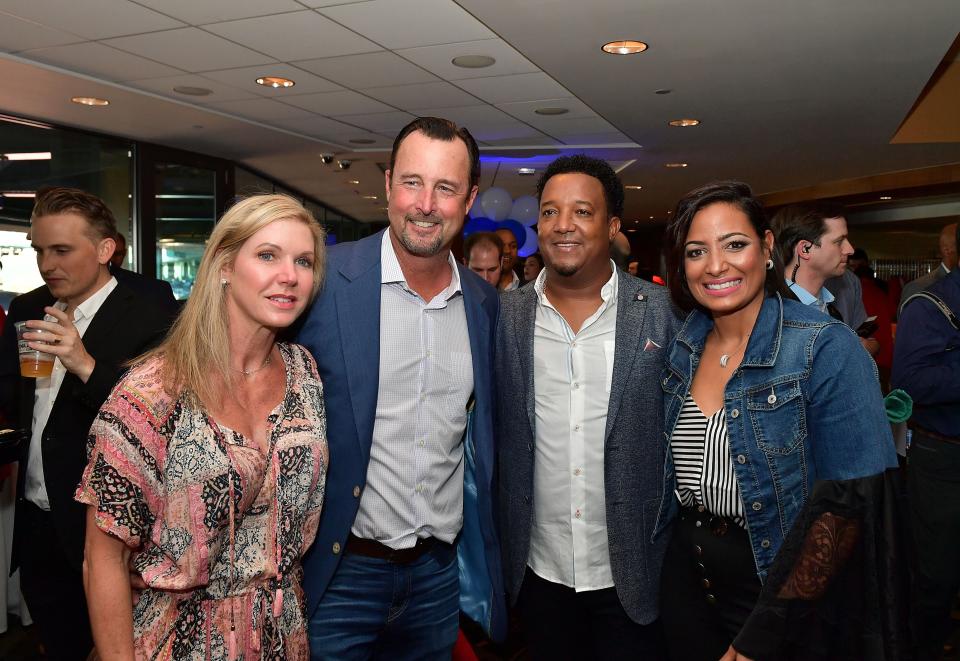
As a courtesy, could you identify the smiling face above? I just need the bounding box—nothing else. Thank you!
[806,216,854,279]
[222,218,316,334]
[385,130,477,260]
[538,172,620,284]
[683,202,774,317]
[495,228,519,271]
[31,212,114,309]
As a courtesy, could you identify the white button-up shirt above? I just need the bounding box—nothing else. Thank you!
[27,276,117,510]
[351,232,473,549]
[528,264,618,591]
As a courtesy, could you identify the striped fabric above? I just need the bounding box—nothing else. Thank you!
[670,394,746,527]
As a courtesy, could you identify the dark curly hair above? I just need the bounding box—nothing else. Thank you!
[664,181,786,313]
[536,154,624,218]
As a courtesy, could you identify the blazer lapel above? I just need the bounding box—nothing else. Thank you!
[514,287,538,436]
[459,266,489,396]
[604,274,648,441]
[336,233,383,461]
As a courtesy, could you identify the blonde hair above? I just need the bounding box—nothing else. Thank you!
[142,194,325,408]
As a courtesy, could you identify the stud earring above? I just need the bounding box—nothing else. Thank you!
[221,278,229,286]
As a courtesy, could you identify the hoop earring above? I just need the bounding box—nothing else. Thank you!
[765,259,774,271]
[220,278,229,287]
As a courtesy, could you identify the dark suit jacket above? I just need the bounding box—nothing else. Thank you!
[0,281,174,572]
[296,230,506,640]
[495,271,680,624]
[110,265,179,317]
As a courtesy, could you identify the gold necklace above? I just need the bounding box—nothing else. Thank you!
[233,352,273,376]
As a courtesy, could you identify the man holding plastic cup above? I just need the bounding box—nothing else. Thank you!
[0,187,173,661]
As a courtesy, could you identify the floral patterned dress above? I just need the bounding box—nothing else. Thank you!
[75,343,327,660]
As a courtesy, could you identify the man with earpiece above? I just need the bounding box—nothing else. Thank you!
[771,203,880,356]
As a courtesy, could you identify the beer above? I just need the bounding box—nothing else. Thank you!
[20,355,54,378]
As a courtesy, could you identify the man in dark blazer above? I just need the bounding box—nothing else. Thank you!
[109,232,179,316]
[0,188,173,661]
[495,155,680,659]
[899,221,957,313]
[297,118,505,659]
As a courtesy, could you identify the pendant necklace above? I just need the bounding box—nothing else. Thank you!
[715,333,750,368]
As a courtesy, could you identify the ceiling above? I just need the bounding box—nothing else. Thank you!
[1,0,959,226]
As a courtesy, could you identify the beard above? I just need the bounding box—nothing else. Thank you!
[398,213,445,257]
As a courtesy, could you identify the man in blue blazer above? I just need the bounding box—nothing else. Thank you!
[297,117,505,660]
[495,155,679,659]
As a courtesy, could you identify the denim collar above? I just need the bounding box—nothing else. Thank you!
[675,294,783,368]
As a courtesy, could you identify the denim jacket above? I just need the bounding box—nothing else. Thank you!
[654,294,897,580]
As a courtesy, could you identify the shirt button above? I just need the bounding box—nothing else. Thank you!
[574,424,581,432]
[701,578,711,589]
[332,542,341,554]
[761,539,771,549]
[705,594,717,605]
[662,377,669,386]
[575,509,582,519]
[573,468,582,476]
[352,486,361,498]
[416,484,423,493]
[767,393,777,405]
[694,545,703,556]
[571,341,577,348]
[419,440,425,447]
[752,501,762,511]
[730,409,740,419]
[736,454,746,464]
[573,382,580,389]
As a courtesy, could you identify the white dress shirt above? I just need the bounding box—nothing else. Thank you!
[27,276,117,510]
[351,233,473,549]
[528,264,618,591]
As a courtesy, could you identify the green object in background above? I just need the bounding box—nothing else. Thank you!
[884,389,913,423]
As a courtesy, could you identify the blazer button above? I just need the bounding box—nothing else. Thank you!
[705,594,717,605]
[761,539,772,549]
[352,486,361,498]
[332,542,341,554]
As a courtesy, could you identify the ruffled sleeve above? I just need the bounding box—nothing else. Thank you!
[75,358,170,549]
[733,470,913,660]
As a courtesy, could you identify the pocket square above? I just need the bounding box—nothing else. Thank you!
[643,338,662,351]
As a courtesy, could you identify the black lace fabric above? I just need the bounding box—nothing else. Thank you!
[733,470,914,660]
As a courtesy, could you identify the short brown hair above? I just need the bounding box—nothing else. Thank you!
[32,187,118,242]
[464,231,503,263]
[389,117,481,189]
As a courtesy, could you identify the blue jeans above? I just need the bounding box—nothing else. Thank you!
[308,542,460,660]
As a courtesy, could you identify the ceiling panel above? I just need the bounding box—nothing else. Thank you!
[397,39,539,80]
[103,28,275,72]
[203,11,382,62]
[497,97,600,123]
[134,0,304,25]
[293,51,437,89]
[0,0,184,40]
[363,81,478,110]
[318,0,494,50]
[454,72,571,105]
[268,114,362,141]
[203,64,343,96]
[339,111,417,133]
[406,103,516,128]
[535,115,620,137]
[22,42,182,81]
[207,98,317,121]
[280,89,394,115]
[0,12,82,52]
[469,123,551,143]
[128,74,259,104]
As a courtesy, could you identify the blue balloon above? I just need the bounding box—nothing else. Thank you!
[468,201,486,219]
[510,195,539,227]
[480,187,512,221]
[463,217,496,237]
[518,226,539,258]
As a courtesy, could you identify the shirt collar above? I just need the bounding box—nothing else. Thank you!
[379,229,462,297]
[56,276,118,322]
[942,262,951,274]
[786,279,834,307]
[533,260,619,307]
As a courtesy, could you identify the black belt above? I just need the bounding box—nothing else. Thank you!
[910,422,960,446]
[345,533,444,564]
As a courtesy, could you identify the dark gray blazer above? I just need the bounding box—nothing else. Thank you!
[494,271,681,624]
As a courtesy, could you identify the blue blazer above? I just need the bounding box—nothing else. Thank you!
[296,230,506,641]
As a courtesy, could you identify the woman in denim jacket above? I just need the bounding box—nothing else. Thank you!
[656,182,903,661]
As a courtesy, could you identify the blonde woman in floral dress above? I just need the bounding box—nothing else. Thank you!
[76,194,328,660]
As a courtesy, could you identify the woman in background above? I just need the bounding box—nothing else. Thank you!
[657,181,903,660]
[522,252,544,284]
[77,194,328,660]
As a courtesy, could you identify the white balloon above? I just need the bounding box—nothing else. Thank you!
[480,187,512,222]
[510,195,539,226]
[518,226,539,258]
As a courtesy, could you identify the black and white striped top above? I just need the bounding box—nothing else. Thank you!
[671,394,746,527]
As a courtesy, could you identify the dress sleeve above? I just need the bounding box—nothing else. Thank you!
[75,365,167,549]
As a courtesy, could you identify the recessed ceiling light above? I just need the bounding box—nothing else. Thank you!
[0,191,36,198]
[664,162,688,168]
[517,167,536,175]
[626,228,637,232]
[649,215,655,219]
[452,55,496,68]
[668,118,700,127]
[625,185,642,190]
[602,40,648,55]
[173,86,212,96]
[71,96,109,106]
[349,138,376,145]
[347,179,360,185]
[654,88,672,95]
[256,76,295,89]
[1,152,51,161]
[880,195,893,200]
[534,107,569,116]
[362,195,378,200]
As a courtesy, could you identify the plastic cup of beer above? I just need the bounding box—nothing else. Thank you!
[15,321,55,378]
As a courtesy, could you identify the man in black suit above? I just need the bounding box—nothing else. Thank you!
[109,231,179,315]
[0,188,173,660]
